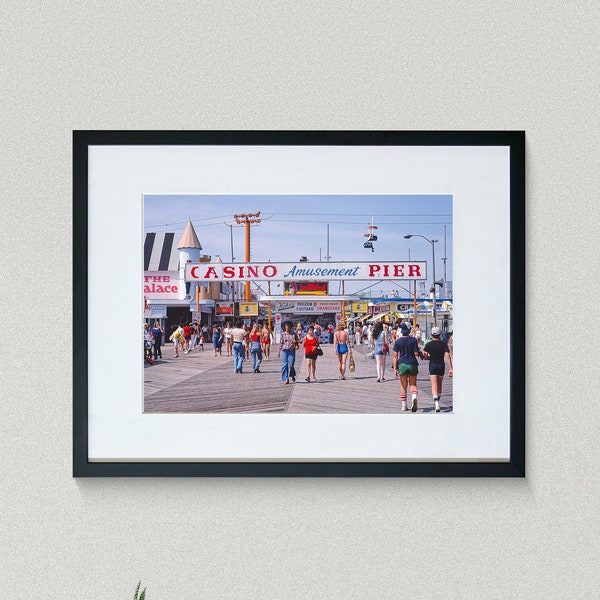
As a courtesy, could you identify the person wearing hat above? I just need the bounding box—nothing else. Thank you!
[392,321,423,411]
[423,326,453,412]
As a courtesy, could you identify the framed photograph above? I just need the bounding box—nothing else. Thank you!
[73,130,525,477]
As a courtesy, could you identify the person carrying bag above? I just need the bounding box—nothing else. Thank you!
[302,325,321,382]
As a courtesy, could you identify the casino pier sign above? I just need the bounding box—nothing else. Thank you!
[185,261,427,283]
[185,261,427,337]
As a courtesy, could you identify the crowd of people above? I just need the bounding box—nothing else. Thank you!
[143,318,453,411]
[146,321,275,365]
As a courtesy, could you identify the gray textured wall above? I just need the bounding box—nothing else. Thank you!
[2,2,598,598]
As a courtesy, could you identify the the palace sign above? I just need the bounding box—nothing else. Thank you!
[185,261,426,282]
[144,271,180,299]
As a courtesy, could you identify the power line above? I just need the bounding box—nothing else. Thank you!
[144,214,232,229]
[145,212,452,231]
[273,212,452,217]
[146,218,451,231]
[269,218,452,225]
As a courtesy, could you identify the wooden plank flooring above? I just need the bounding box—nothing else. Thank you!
[144,349,291,413]
[144,343,453,414]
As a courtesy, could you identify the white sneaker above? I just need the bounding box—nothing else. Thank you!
[434,400,440,413]
[401,401,408,411]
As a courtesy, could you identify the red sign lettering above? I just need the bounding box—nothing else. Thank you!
[408,264,422,277]
[143,283,178,294]
[263,265,277,278]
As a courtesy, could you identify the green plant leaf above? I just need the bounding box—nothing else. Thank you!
[133,581,141,600]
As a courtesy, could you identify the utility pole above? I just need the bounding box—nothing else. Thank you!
[223,222,236,303]
[234,211,261,301]
[441,224,448,298]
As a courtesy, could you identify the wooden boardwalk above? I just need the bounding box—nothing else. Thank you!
[144,342,453,414]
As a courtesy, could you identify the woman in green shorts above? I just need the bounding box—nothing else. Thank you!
[392,322,423,412]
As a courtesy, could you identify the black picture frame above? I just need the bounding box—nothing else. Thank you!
[73,130,525,477]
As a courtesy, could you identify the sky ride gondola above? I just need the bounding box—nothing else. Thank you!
[363,218,378,251]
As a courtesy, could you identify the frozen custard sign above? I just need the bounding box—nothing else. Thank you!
[185,261,427,282]
[277,300,342,313]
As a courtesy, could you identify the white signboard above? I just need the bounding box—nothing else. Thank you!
[185,261,426,283]
[148,305,167,318]
[372,304,391,314]
[275,300,343,313]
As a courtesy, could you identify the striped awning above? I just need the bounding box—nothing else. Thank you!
[144,233,181,271]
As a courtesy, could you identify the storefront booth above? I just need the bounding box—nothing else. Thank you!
[256,296,360,343]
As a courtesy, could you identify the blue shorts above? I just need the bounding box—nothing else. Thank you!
[429,362,445,376]
[336,343,348,355]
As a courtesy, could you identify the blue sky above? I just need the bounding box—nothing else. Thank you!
[144,194,452,296]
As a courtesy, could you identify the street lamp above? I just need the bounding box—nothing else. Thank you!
[403,234,443,326]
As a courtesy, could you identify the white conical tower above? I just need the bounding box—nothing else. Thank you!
[178,220,202,301]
